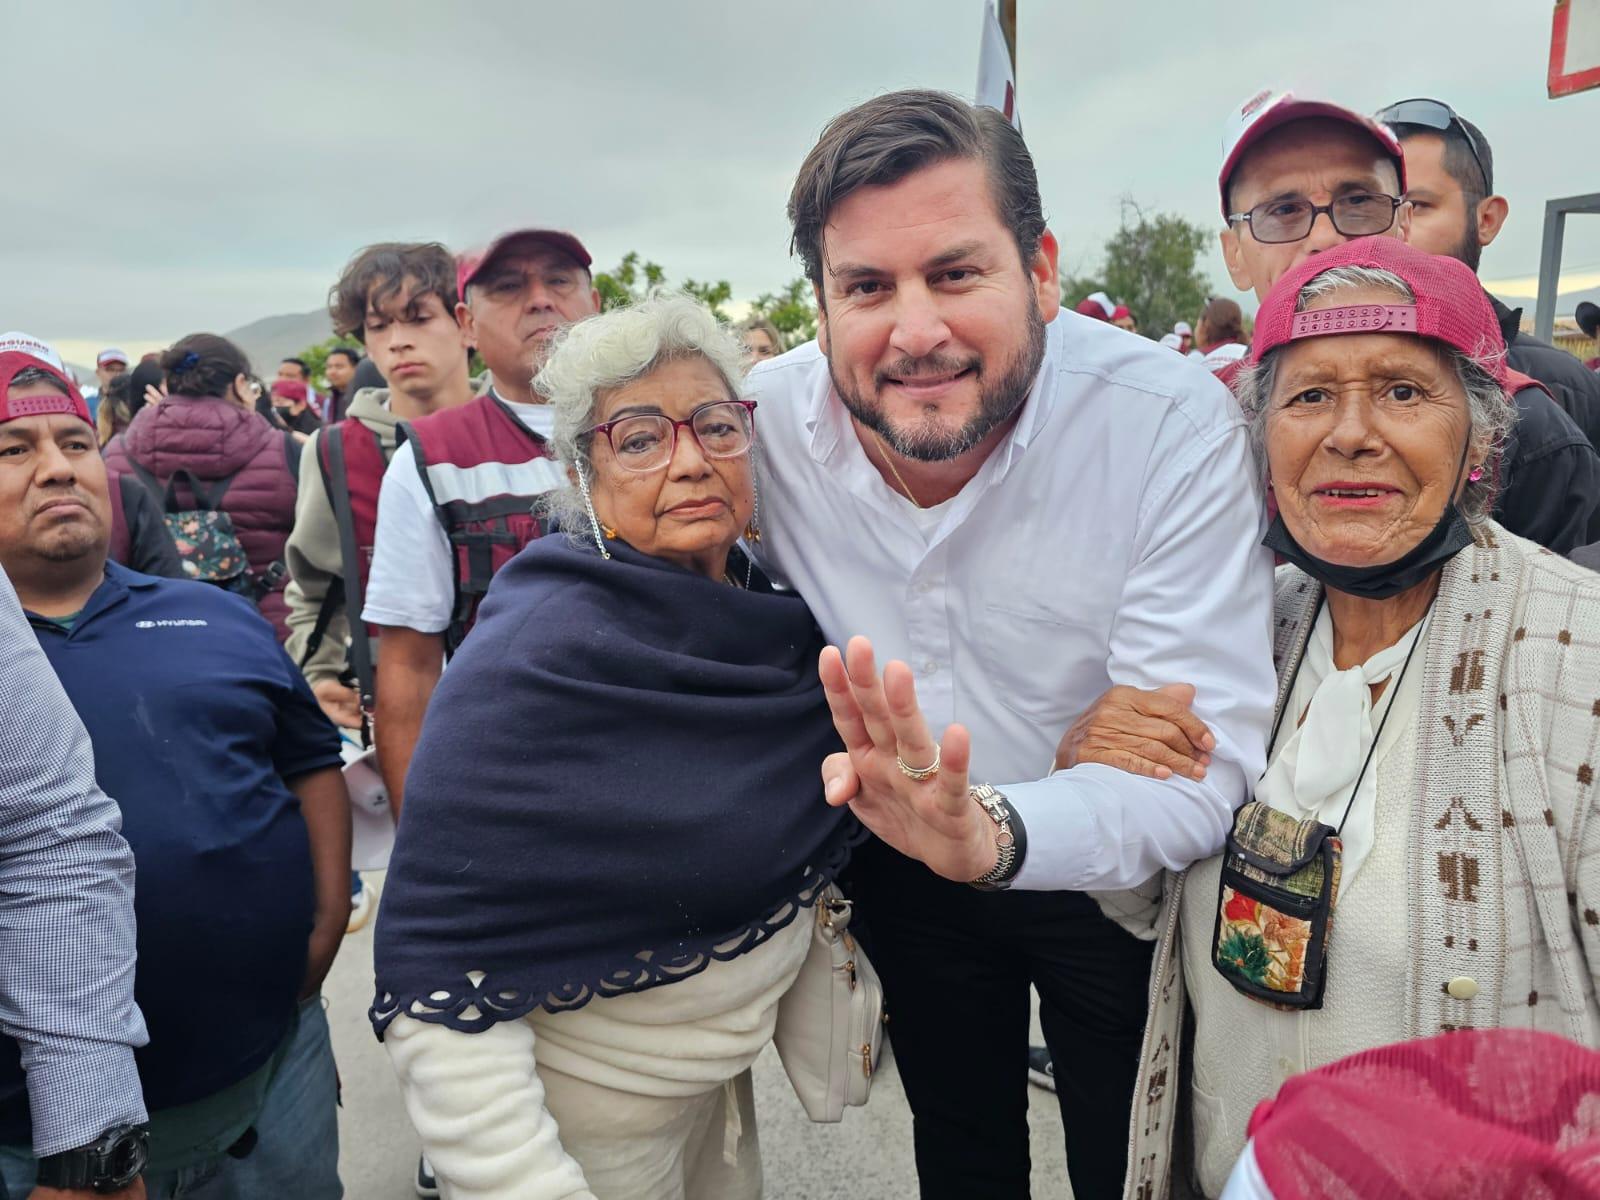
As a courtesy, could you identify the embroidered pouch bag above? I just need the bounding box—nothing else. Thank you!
[1212,800,1343,1011]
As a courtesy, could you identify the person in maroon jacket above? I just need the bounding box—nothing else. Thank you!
[104,334,300,639]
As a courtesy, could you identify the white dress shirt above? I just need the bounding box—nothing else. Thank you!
[363,398,558,633]
[747,313,1276,891]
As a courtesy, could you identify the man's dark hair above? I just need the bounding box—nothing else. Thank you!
[163,334,252,398]
[328,242,460,344]
[1389,115,1495,205]
[326,346,362,367]
[9,366,68,395]
[279,356,309,378]
[788,90,1046,295]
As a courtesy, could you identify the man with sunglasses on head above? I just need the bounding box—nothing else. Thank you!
[1213,89,1598,552]
[1379,98,1600,463]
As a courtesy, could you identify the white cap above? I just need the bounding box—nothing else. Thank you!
[97,347,129,367]
[0,332,65,371]
[1217,89,1406,220]
[1087,291,1116,318]
[1159,333,1184,350]
[1174,321,1194,336]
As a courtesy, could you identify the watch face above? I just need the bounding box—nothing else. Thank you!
[106,1130,148,1188]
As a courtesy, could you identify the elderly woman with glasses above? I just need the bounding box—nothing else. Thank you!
[372,294,862,1199]
[831,239,1600,1198]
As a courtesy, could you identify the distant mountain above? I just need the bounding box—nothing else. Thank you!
[222,309,333,376]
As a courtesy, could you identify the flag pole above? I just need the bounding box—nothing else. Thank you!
[1000,0,1017,75]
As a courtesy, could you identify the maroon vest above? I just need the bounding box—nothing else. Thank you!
[106,470,132,566]
[317,418,388,615]
[402,394,560,652]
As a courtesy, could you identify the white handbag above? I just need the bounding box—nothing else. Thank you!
[773,886,886,1123]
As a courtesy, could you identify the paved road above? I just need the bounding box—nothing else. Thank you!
[327,874,1073,1199]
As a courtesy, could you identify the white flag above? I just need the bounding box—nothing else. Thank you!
[976,2,1019,130]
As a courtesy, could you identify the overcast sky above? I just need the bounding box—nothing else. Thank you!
[8,0,1599,363]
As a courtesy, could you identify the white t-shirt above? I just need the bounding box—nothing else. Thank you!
[747,315,1278,891]
[362,396,559,634]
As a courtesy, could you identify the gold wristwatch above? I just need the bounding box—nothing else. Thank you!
[968,783,1025,891]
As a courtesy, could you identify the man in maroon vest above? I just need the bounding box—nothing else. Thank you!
[284,242,474,732]
[362,228,600,815]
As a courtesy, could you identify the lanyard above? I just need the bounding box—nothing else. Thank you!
[1265,596,1429,836]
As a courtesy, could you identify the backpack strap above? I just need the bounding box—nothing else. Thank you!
[322,425,378,721]
[284,431,304,486]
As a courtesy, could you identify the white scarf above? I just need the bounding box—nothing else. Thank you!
[1256,607,1427,884]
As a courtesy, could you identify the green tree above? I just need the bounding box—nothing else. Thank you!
[748,276,819,346]
[594,251,668,311]
[1101,203,1213,338]
[1059,202,1214,338]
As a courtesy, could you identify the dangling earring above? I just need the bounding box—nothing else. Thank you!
[1468,465,1485,483]
[744,477,762,545]
[575,465,611,560]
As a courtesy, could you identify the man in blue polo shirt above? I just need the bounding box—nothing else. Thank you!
[0,344,352,1197]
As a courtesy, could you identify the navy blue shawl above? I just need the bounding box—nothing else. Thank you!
[371,535,861,1035]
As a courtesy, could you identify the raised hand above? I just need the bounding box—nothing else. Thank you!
[818,636,996,884]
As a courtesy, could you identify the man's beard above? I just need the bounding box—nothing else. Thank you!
[1450,211,1483,273]
[828,293,1048,463]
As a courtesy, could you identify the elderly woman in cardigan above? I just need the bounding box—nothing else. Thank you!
[1042,237,1600,1198]
[371,294,862,1199]
[825,236,1600,1197]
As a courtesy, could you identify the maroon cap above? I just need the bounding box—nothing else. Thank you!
[456,229,593,301]
[270,378,308,403]
[1246,237,1512,388]
[0,350,93,426]
[1219,90,1406,221]
[1244,1030,1600,1199]
[1111,305,1134,322]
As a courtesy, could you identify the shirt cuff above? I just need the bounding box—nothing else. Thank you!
[360,605,449,634]
[26,1041,147,1157]
[999,774,1098,892]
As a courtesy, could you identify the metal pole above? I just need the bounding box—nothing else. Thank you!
[1000,0,1017,74]
[1535,198,1566,344]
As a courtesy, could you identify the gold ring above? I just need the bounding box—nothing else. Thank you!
[896,747,941,781]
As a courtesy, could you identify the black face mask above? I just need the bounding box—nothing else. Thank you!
[1263,503,1472,600]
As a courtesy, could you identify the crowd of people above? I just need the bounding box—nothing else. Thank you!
[4,80,1600,1200]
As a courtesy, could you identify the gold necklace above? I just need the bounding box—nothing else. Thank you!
[870,431,924,509]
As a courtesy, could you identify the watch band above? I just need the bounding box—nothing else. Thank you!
[968,783,1027,891]
[37,1124,148,1193]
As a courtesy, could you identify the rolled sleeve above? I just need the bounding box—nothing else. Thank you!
[1006,412,1276,891]
[0,570,147,1153]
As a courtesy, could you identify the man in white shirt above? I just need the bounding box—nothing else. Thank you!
[362,229,599,814]
[748,89,1276,1198]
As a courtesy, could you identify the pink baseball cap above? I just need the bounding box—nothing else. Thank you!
[270,378,308,403]
[1243,1030,1600,1199]
[456,229,593,301]
[1246,236,1512,387]
[1110,304,1134,322]
[1218,89,1406,221]
[0,337,93,426]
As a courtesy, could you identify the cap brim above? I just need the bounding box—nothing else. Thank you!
[459,229,593,297]
[1218,98,1406,220]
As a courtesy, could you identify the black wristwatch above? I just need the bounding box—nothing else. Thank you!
[36,1123,148,1193]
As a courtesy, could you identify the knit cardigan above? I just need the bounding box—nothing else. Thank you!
[1122,522,1600,1200]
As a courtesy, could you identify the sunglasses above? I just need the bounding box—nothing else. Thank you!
[1375,97,1493,195]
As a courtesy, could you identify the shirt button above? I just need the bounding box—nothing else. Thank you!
[922,660,939,675]
[1276,1056,1296,1079]
[1447,976,1480,1000]
[917,580,935,595]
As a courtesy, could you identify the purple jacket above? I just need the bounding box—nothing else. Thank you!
[104,395,300,640]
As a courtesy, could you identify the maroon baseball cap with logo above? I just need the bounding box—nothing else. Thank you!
[1218,89,1406,221]
[456,229,593,302]
[0,335,93,426]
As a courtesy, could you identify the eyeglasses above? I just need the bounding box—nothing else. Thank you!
[1228,193,1403,245]
[1375,97,1492,195]
[584,399,757,473]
